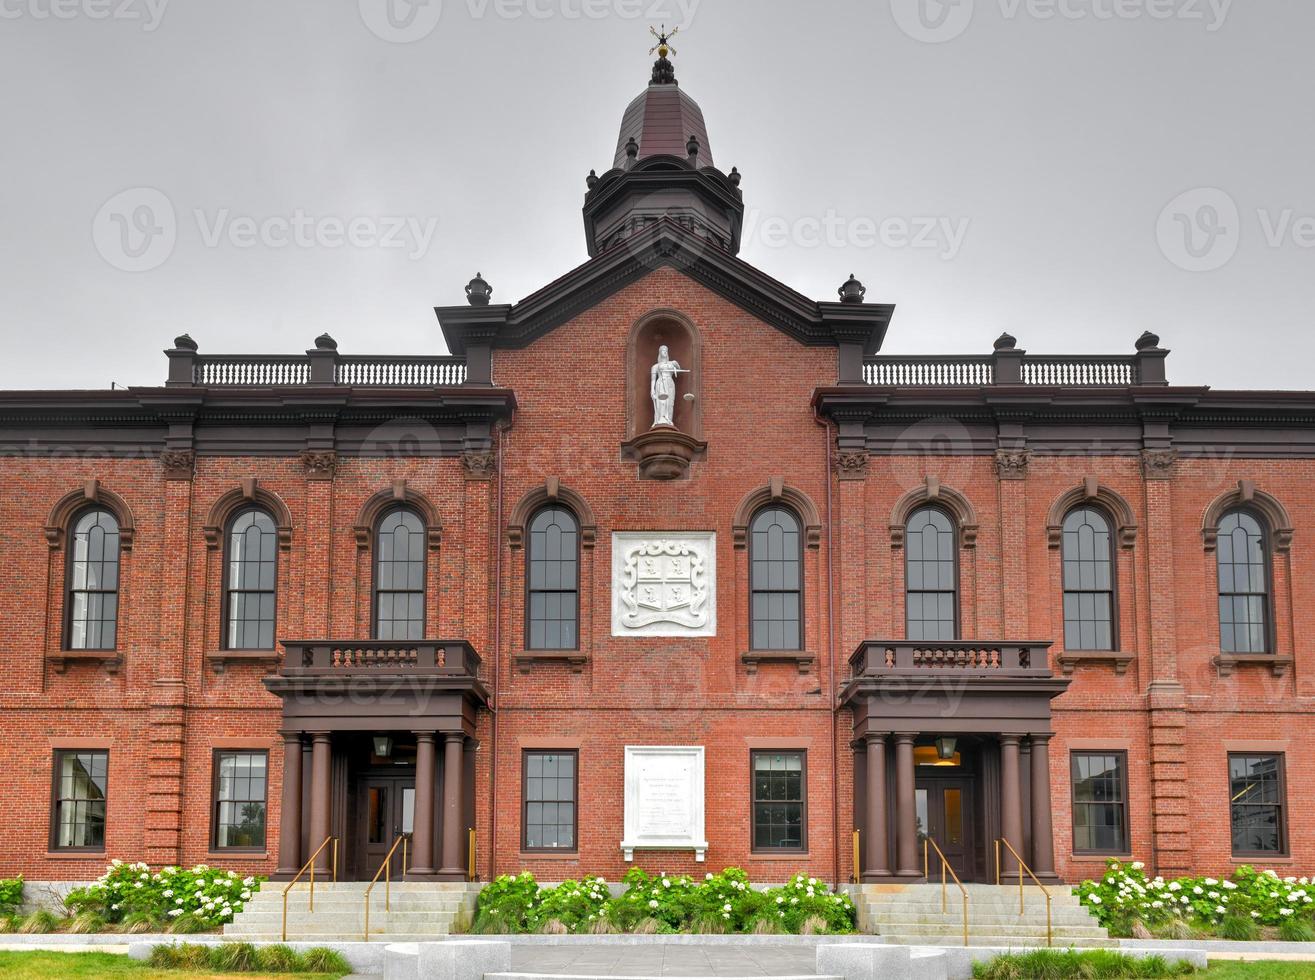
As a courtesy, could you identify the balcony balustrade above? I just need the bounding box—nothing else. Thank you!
[848,639,1055,679]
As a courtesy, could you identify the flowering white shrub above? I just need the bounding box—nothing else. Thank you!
[1076,859,1313,933]
[64,860,264,928]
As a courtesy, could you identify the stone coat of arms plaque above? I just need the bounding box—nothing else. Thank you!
[611,532,716,637]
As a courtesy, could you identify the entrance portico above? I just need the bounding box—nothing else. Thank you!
[844,640,1068,884]
[265,640,486,882]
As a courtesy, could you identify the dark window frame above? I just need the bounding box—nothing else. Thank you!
[221,506,279,651]
[1215,507,1275,655]
[1061,505,1119,652]
[49,749,109,853]
[63,506,121,652]
[1228,752,1288,858]
[524,505,581,651]
[210,749,269,853]
[1070,750,1130,856]
[750,749,808,854]
[904,504,960,641]
[371,505,428,641]
[520,749,579,853]
[748,505,805,651]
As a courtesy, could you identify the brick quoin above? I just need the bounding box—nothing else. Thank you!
[2,57,1313,889]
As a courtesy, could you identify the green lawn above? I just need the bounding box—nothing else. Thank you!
[1204,963,1315,979]
[0,950,341,980]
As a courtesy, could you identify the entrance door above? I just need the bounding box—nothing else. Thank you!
[357,776,415,880]
[916,779,973,881]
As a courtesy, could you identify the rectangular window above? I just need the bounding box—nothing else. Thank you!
[51,750,108,851]
[212,751,268,850]
[522,750,577,851]
[752,750,806,852]
[1229,753,1286,855]
[1071,751,1128,854]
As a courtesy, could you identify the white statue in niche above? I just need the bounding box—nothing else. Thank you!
[649,345,689,428]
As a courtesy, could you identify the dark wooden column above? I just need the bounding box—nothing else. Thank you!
[410,732,438,876]
[309,732,333,873]
[893,733,920,878]
[863,733,891,879]
[1000,734,1024,877]
[1029,734,1058,881]
[275,732,303,877]
[439,733,465,879]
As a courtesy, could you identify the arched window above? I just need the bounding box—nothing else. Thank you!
[1062,507,1115,651]
[223,508,278,650]
[373,507,426,641]
[906,506,957,641]
[750,506,802,650]
[66,508,121,650]
[1217,509,1270,654]
[527,506,579,650]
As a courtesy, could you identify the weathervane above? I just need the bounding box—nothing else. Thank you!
[649,24,678,59]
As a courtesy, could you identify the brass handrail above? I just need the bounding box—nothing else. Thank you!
[280,836,338,942]
[362,833,410,942]
[468,827,477,882]
[851,829,861,884]
[995,837,1052,947]
[923,836,969,947]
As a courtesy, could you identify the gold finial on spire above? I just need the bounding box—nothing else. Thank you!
[649,24,678,59]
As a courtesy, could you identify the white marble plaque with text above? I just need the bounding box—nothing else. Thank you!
[620,745,707,862]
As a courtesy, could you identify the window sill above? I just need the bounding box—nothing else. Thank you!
[750,851,811,861]
[206,650,281,674]
[1232,853,1292,863]
[518,851,580,861]
[514,650,588,674]
[47,651,121,674]
[206,851,268,860]
[741,650,816,675]
[1056,650,1134,677]
[1070,853,1133,861]
[44,850,107,860]
[1214,653,1293,678]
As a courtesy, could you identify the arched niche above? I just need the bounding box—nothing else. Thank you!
[1202,481,1293,552]
[45,480,135,551]
[1045,480,1137,549]
[507,479,597,550]
[353,481,442,551]
[203,479,293,550]
[731,479,822,550]
[625,309,703,440]
[889,477,978,549]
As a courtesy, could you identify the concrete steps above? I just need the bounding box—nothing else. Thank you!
[224,881,479,943]
[852,883,1112,949]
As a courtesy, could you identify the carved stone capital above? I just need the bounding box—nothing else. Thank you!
[994,448,1030,480]
[160,449,195,480]
[834,450,869,481]
[1141,448,1177,480]
[299,450,338,481]
[461,450,496,480]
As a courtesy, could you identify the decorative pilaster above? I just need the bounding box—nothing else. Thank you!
[1140,448,1177,481]
[299,450,337,481]
[461,450,496,480]
[144,679,186,866]
[160,449,196,481]
[835,450,869,481]
[993,448,1030,480]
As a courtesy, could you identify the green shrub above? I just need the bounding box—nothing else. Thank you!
[1075,860,1315,936]
[972,948,1198,979]
[472,871,542,932]
[147,944,182,969]
[301,946,352,974]
[17,909,59,934]
[64,860,263,929]
[527,874,611,932]
[759,873,856,934]
[254,943,306,971]
[0,876,23,914]
[167,912,208,934]
[1278,916,1315,942]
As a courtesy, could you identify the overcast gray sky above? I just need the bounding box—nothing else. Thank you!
[1,0,1312,391]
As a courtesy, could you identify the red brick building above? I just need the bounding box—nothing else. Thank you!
[2,52,1312,893]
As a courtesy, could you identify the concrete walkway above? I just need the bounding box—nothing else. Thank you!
[510,943,819,977]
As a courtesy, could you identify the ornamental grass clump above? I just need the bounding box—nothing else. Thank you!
[973,948,1198,979]
[1075,859,1315,938]
[64,860,264,929]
